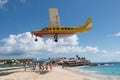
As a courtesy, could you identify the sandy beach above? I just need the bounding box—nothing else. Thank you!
[0,66,117,80]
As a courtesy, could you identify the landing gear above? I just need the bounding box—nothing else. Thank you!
[54,34,58,42]
[33,35,58,42]
[31,33,38,42]
[35,38,38,42]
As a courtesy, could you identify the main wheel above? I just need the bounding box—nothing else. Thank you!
[55,39,58,42]
[54,34,58,42]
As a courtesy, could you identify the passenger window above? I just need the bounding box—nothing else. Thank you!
[45,28,48,30]
[71,28,73,30]
[57,28,59,30]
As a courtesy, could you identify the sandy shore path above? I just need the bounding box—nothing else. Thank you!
[0,66,117,80]
[36,67,96,80]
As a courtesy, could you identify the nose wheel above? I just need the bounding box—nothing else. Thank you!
[31,32,38,42]
[34,36,38,42]
[54,34,58,42]
[35,38,38,42]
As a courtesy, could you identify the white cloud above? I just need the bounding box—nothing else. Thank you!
[0,0,8,9]
[97,50,120,62]
[0,32,98,56]
[114,32,120,37]
[1,32,120,62]
[0,0,28,9]
[101,50,108,54]
[84,46,98,53]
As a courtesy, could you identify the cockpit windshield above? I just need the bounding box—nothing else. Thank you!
[42,27,48,30]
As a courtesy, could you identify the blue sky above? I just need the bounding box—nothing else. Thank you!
[0,0,120,62]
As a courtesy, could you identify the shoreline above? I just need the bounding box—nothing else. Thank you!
[0,66,117,80]
[64,66,117,80]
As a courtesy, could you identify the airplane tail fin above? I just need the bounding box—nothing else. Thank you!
[84,18,92,28]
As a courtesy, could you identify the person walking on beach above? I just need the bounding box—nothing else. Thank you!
[62,61,65,68]
[33,62,37,70]
[23,62,27,71]
[49,62,52,70]
[39,62,42,71]
[45,62,48,71]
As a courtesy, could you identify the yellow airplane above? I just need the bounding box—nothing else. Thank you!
[32,8,92,42]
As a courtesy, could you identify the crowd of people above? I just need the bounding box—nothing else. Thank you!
[23,61,53,72]
[38,62,52,71]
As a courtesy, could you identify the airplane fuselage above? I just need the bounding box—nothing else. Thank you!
[32,26,91,38]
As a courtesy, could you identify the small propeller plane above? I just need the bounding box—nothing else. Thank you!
[32,8,92,42]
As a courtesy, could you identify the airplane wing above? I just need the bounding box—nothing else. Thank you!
[49,8,60,28]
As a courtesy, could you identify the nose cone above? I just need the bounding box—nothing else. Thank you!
[31,31,35,35]
[31,30,38,34]
[31,31,38,36]
[31,30,42,37]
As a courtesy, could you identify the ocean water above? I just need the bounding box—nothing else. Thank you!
[82,62,120,76]
[72,62,120,80]
[71,62,120,80]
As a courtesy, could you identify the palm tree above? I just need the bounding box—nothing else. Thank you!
[76,55,79,59]
[78,57,80,60]
[76,55,80,60]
